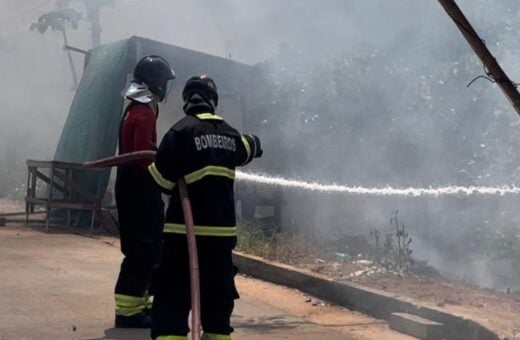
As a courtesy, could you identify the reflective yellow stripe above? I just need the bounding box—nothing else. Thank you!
[196,113,223,120]
[150,163,235,189]
[156,336,188,340]
[184,166,235,184]
[115,294,146,316]
[241,135,251,160]
[148,162,175,190]
[116,306,145,316]
[164,223,237,237]
[201,333,231,340]
[116,301,143,307]
[115,294,145,304]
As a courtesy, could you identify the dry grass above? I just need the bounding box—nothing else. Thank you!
[236,220,327,265]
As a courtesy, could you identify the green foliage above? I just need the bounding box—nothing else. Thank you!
[30,8,82,33]
[55,0,116,9]
[30,1,115,45]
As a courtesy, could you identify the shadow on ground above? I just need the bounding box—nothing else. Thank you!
[233,313,309,334]
[81,327,149,340]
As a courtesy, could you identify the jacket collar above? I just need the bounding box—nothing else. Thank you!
[195,113,223,120]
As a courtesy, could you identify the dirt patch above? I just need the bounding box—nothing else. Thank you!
[237,275,415,340]
[302,259,520,339]
[237,222,519,338]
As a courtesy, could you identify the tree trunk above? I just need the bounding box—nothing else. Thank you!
[438,0,520,116]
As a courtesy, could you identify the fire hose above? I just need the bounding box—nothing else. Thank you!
[84,151,201,340]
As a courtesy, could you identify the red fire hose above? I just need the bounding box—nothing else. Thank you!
[82,150,156,168]
[177,178,201,339]
[84,151,201,339]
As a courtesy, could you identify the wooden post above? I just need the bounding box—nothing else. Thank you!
[30,167,37,214]
[438,0,520,115]
[61,28,78,90]
[25,166,32,225]
[46,166,55,233]
[66,168,72,228]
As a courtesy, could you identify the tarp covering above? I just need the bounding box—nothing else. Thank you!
[52,39,129,225]
[50,36,254,226]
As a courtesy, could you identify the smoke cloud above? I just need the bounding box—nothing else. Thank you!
[2,0,520,289]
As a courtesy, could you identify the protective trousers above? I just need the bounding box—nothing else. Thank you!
[151,234,239,339]
[114,167,164,316]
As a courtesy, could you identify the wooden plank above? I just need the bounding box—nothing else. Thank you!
[26,197,49,205]
[45,202,97,210]
[25,197,96,210]
[26,160,85,170]
[24,160,108,233]
[0,211,31,217]
[5,218,45,224]
[34,170,67,194]
[45,166,55,232]
[25,166,31,223]
[53,170,99,204]
[27,159,106,172]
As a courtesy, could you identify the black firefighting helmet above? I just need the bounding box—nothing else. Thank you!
[182,75,219,107]
[133,55,175,101]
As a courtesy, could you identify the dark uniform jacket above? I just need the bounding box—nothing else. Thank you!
[148,112,261,239]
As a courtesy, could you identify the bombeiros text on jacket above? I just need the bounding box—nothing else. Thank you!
[194,134,237,152]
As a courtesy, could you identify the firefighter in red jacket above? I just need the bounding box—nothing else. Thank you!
[148,75,262,340]
[114,55,175,328]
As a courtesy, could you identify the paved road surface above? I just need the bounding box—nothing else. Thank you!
[0,225,411,339]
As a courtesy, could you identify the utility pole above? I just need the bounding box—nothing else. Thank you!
[83,0,101,48]
[61,28,78,89]
[438,0,520,116]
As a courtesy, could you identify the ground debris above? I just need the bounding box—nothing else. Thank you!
[236,217,519,338]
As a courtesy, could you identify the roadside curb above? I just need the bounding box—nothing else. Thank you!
[232,252,499,340]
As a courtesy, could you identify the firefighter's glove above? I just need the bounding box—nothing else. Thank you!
[250,135,263,158]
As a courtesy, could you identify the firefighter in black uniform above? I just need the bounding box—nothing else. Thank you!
[114,56,175,328]
[148,75,262,340]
